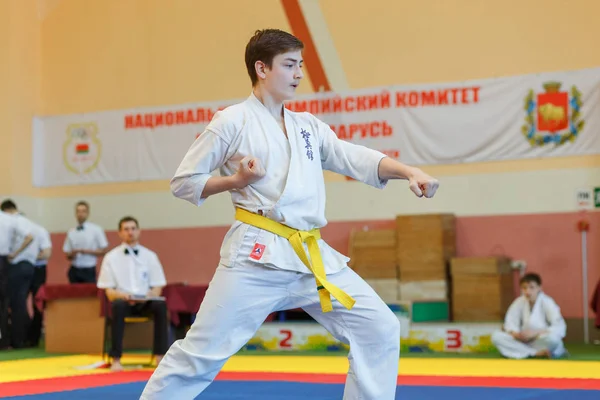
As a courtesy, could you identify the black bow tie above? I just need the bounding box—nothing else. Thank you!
[76,226,84,231]
[124,248,138,256]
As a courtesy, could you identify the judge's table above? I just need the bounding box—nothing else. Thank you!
[35,283,208,354]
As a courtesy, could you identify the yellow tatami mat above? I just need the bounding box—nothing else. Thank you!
[2,354,600,384]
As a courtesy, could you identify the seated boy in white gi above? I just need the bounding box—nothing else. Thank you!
[492,272,567,359]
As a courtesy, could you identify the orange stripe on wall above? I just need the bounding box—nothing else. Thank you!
[281,0,331,92]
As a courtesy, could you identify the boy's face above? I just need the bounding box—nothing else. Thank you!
[262,50,304,101]
[521,280,541,302]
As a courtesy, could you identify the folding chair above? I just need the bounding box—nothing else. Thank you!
[101,294,155,366]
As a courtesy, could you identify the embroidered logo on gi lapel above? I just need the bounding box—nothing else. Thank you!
[300,128,313,161]
[250,243,266,260]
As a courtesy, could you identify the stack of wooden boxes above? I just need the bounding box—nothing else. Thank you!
[450,256,514,322]
[348,229,398,303]
[348,214,456,322]
[348,215,514,323]
[395,214,456,303]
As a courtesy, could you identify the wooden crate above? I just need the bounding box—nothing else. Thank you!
[450,257,514,322]
[365,279,399,303]
[398,266,447,282]
[450,256,512,275]
[45,297,104,354]
[398,280,448,301]
[396,214,456,281]
[349,229,397,279]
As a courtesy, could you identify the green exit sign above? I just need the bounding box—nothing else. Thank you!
[595,187,600,208]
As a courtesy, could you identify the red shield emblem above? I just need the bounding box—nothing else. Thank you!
[250,243,266,260]
[522,80,584,148]
[537,83,568,133]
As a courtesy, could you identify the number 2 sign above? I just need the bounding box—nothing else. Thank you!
[279,329,293,348]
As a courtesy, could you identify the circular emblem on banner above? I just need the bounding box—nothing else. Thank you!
[63,123,101,174]
[521,81,585,147]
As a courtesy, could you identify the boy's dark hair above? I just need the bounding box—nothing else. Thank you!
[0,199,17,212]
[245,29,304,86]
[76,200,90,210]
[118,216,139,231]
[520,272,542,286]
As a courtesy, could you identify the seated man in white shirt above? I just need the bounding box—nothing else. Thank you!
[492,273,567,359]
[97,216,168,371]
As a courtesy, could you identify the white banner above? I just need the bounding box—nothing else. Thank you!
[243,321,501,353]
[32,67,600,187]
[245,304,410,352]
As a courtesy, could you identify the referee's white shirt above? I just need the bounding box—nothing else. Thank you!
[33,223,52,267]
[0,211,22,256]
[97,243,167,297]
[9,214,38,265]
[62,221,108,268]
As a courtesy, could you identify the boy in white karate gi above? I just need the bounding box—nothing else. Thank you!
[492,273,567,359]
[140,29,439,400]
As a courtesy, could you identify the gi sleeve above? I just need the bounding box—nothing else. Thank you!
[97,255,116,289]
[543,297,567,338]
[503,298,522,333]
[170,110,238,206]
[314,114,388,189]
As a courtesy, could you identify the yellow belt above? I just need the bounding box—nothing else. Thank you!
[235,208,355,313]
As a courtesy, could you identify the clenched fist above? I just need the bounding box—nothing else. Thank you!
[233,156,266,188]
[408,168,439,198]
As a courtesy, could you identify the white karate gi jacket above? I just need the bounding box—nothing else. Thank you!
[503,292,567,339]
[171,93,389,274]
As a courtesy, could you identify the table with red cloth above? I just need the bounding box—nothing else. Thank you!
[159,283,207,326]
[34,283,101,313]
[34,283,105,353]
[35,283,208,325]
[34,282,208,353]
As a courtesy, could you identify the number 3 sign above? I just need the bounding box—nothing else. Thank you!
[446,330,463,350]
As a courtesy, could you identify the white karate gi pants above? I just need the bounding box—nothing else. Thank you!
[140,263,400,400]
[491,331,565,359]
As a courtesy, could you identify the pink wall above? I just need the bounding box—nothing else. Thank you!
[455,212,599,319]
[46,227,231,286]
[46,211,600,318]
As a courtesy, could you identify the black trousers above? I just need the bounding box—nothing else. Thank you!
[68,266,96,284]
[7,260,34,348]
[109,300,168,359]
[0,256,9,349]
[28,265,47,347]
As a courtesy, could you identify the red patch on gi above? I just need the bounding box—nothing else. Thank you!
[250,243,266,260]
